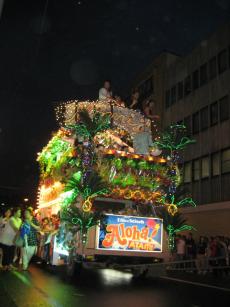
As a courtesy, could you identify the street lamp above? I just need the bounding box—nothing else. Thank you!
[24,198,29,203]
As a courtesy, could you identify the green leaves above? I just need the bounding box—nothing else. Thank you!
[72,171,82,182]
[159,195,196,209]
[158,209,196,252]
[71,109,111,139]
[65,171,81,192]
[38,134,72,178]
[63,170,109,206]
[154,124,195,151]
[61,204,103,233]
[177,197,196,207]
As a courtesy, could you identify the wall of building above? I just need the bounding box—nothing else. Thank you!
[163,22,230,206]
[130,52,179,129]
[129,22,230,235]
[182,202,230,237]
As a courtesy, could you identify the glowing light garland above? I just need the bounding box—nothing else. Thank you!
[55,100,152,137]
[154,124,195,151]
[167,224,196,251]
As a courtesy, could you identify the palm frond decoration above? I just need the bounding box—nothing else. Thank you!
[158,194,196,216]
[158,209,187,230]
[72,108,111,139]
[63,170,109,209]
[154,124,195,151]
[82,171,109,198]
[158,209,196,252]
[61,204,103,244]
[65,171,82,191]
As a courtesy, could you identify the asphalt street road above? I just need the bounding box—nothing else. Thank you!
[0,264,230,307]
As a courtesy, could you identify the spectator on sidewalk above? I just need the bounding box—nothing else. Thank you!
[22,209,40,271]
[0,207,22,270]
[176,234,186,261]
[218,236,229,275]
[186,233,196,268]
[0,208,12,268]
[196,236,208,274]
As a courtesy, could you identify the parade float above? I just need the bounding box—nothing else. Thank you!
[36,99,196,270]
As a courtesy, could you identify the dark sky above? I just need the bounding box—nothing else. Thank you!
[0,0,230,204]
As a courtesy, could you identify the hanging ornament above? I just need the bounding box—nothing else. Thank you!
[123,189,132,199]
[167,203,178,216]
[82,197,93,212]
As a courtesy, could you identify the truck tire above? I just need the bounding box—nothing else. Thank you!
[132,267,148,279]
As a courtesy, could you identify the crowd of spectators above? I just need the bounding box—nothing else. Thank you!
[0,207,60,271]
[175,233,230,275]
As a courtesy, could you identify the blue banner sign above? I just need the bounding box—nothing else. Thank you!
[96,214,163,252]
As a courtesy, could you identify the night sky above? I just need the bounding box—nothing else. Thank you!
[0,0,230,204]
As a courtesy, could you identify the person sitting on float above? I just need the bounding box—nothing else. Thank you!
[129,90,140,109]
[133,125,153,155]
[99,80,113,100]
[114,95,125,107]
[143,99,160,120]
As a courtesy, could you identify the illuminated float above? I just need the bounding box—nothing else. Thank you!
[37,99,196,267]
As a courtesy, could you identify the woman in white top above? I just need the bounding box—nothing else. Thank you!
[0,208,12,236]
[0,207,22,270]
[0,208,12,268]
[99,80,112,100]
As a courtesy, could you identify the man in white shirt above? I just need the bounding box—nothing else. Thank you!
[99,80,112,100]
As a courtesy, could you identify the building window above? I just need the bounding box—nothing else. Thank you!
[193,159,200,181]
[200,63,208,86]
[184,76,191,96]
[145,77,154,97]
[184,162,192,183]
[212,152,220,176]
[221,148,230,174]
[184,116,191,136]
[209,56,217,80]
[218,49,228,74]
[200,106,209,131]
[192,112,200,134]
[165,90,171,108]
[201,156,209,178]
[138,77,154,100]
[171,86,177,105]
[192,70,199,90]
[210,101,219,126]
[219,95,229,122]
[177,81,184,101]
